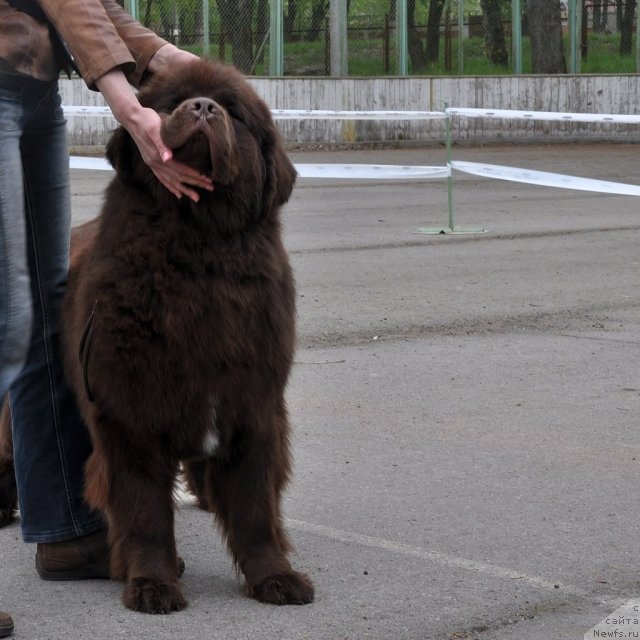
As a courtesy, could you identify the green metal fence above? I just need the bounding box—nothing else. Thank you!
[122,0,640,77]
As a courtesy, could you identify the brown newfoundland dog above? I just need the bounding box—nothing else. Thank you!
[0,58,314,613]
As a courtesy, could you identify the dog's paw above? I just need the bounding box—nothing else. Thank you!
[123,578,187,614]
[252,572,314,605]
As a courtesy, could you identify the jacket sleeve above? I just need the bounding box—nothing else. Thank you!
[38,0,168,90]
[101,0,169,87]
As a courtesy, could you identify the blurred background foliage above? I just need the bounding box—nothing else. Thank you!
[120,0,640,75]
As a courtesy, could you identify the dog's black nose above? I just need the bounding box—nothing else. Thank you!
[186,97,217,119]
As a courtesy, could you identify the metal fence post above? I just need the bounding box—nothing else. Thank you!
[637,6,640,72]
[568,0,581,73]
[417,111,487,235]
[125,0,138,20]
[457,0,464,74]
[330,0,348,76]
[202,0,210,57]
[446,113,454,230]
[512,0,522,75]
[270,0,284,76]
[396,0,408,76]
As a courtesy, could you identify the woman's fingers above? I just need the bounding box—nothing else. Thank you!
[150,157,215,202]
[128,108,214,202]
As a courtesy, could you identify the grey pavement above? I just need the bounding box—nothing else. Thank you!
[2,143,640,639]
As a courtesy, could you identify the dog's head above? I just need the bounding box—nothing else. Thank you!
[159,93,239,186]
[106,59,296,218]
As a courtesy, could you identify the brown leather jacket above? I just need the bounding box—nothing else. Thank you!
[0,0,167,89]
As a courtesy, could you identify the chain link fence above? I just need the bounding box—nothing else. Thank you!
[122,1,640,76]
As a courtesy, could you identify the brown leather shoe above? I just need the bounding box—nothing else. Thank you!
[0,611,14,638]
[36,529,110,581]
[36,529,186,581]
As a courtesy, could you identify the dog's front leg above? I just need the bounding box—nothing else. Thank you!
[90,432,186,614]
[204,409,314,605]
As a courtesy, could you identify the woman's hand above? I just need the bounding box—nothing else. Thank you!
[122,106,213,201]
[95,68,213,201]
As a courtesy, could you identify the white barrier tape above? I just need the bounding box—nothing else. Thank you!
[70,156,640,194]
[63,106,115,117]
[451,160,640,196]
[295,164,449,179]
[69,156,449,180]
[70,156,110,170]
[445,107,640,125]
[65,105,640,125]
[63,106,448,121]
[270,109,447,121]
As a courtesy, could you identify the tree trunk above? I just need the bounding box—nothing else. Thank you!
[284,0,297,41]
[592,0,609,32]
[582,0,589,59]
[407,0,428,71]
[142,0,153,28]
[306,0,328,41]
[480,0,508,67]
[527,0,566,73]
[216,0,254,72]
[593,0,601,30]
[425,0,446,63]
[619,0,636,54]
[406,0,446,71]
[616,0,623,31]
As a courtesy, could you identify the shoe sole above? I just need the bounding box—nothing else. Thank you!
[35,557,185,581]
[35,558,110,581]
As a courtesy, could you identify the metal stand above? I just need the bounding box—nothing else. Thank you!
[417,113,487,235]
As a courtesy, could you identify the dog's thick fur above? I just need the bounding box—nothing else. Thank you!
[0,59,313,613]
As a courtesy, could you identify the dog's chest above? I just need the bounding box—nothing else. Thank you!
[156,263,277,357]
[95,251,287,381]
[86,225,294,440]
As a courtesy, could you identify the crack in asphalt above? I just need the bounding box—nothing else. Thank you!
[296,300,640,349]
[289,225,640,256]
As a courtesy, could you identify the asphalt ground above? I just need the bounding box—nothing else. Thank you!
[1,142,640,639]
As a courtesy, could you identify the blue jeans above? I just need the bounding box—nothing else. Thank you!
[0,70,104,543]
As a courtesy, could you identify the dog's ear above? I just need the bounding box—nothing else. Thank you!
[105,126,147,187]
[106,126,155,190]
[262,124,297,217]
[105,126,133,178]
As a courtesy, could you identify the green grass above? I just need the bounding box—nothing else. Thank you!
[287,33,637,76]
[185,32,638,76]
[580,32,637,73]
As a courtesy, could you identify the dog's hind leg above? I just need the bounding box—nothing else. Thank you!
[204,405,314,605]
[0,398,17,527]
[181,458,210,511]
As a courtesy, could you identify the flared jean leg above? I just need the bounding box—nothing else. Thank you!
[0,74,103,543]
[0,80,32,400]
